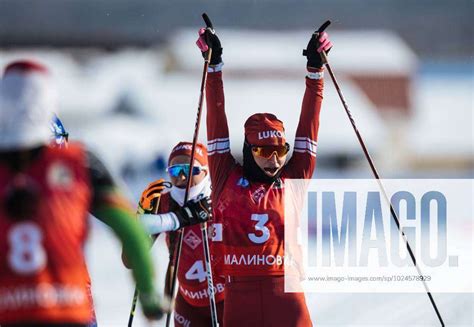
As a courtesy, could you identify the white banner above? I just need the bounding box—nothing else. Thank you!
[284,179,473,293]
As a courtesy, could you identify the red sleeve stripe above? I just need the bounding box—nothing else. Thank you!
[208,138,230,156]
[294,137,317,157]
[208,149,230,156]
[295,137,317,147]
[294,148,317,157]
[208,137,230,145]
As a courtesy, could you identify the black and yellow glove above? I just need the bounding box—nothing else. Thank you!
[138,179,172,213]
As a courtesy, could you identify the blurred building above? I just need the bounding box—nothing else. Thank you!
[1,0,472,60]
[0,0,472,176]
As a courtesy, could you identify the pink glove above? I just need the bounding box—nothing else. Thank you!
[317,32,332,53]
[194,27,223,65]
[196,28,209,52]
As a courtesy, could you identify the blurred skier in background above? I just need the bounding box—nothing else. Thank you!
[124,142,224,326]
[49,114,99,327]
[196,23,332,326]
[0,60,166,326]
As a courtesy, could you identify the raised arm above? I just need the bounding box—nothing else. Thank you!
[284,31,332,179]
[197,26,236,198]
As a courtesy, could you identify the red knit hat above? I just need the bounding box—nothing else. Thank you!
[3,60,49,76]
[168,142,208,166]
[244,113,286,146]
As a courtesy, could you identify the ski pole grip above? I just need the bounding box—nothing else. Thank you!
[317,20,331,64]
[317,20,331,34]
[302,20,332,57]
[202,13,213,29]
[202,13,215,50]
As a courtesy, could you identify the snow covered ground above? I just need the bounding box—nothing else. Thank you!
[86,216,473,327]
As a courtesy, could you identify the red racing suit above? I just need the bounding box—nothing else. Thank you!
[206,68,324,327]
[160,192,225,326]
[206,69,323,276]
[0,144,93,325]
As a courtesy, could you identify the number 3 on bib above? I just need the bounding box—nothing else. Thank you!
[248,214,270,244]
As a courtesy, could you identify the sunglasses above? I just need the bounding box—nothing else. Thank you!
[251,143,290,159]
[166,164,206,178]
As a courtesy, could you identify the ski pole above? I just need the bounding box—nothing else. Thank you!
[165,12,219,327]
[127,288,139,327]
[314,20,445,327]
